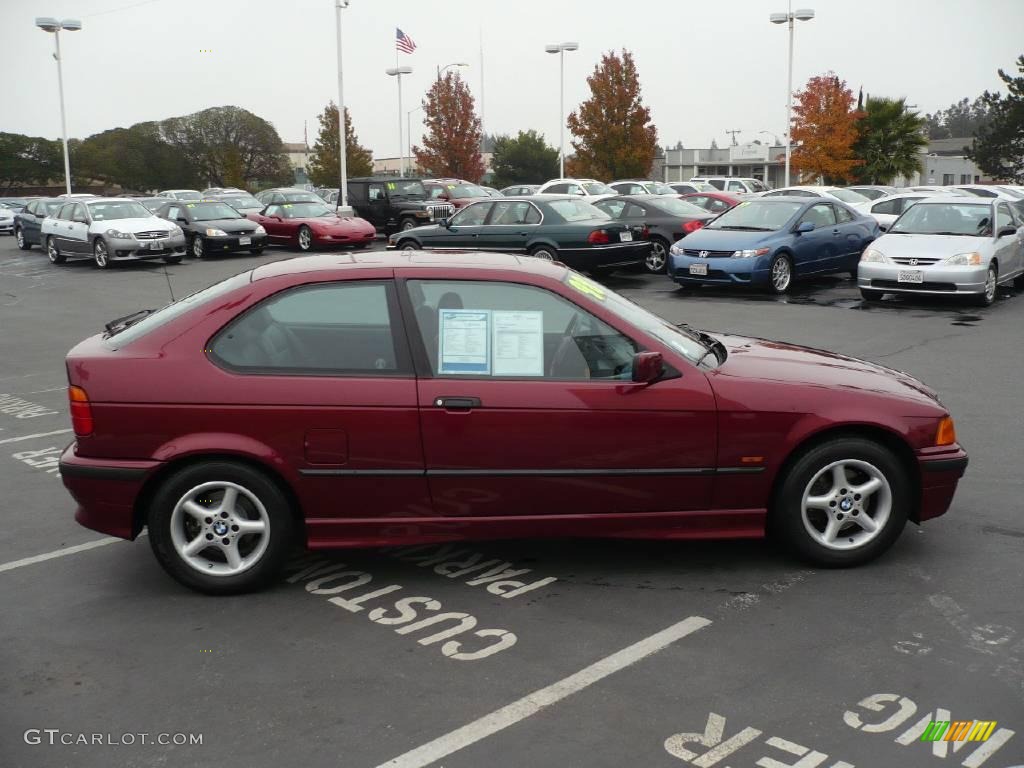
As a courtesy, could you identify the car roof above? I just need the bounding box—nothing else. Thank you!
[912,197,991,206]
[347,176,424,183]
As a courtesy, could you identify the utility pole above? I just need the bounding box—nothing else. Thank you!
[725,129,742,146]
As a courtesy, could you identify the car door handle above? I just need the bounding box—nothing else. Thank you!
[434,396,481,411]
[832,228,840,235]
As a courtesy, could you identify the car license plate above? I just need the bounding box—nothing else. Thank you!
[239,236,251,246]
[149,241,164,251]
[620,231,633,242]
[689,263,708,276]
[897,270,923,283]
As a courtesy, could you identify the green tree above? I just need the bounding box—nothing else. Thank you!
[74,122,197,191]
[489,130,559,188]
[852,97,928,184]
[968,55,1024,183]
[925,96,994,140]
[0,133,63,191]
[414,72,485,181]
[308,102,374,186]
[566,50,657,179]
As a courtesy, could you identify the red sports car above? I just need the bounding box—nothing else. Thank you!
[247,201,375,251]
[680,191,744,216]
[59,253,967,594]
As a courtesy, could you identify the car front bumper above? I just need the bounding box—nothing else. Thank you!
[0,221,14,233]
[107,233,187,260]
[315,230,376,247]
[857,262,989,295]
[916,444,969,522]
[668,251,769,286]
[557,241,650,270]
[201,233,268,252]
[59,442,161,540]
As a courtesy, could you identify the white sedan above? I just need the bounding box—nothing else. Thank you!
[866,192,942,231]
[761,185,872,210]
[41,198,186,269]
[858,198,1024,306]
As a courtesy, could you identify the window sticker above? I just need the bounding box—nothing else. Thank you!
[492,311,544,377]
[186,203,196,208]
[438,309,490,375]
[387,182,396,190]
[566,274,606,302]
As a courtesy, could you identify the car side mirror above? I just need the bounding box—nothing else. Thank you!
[796,221,815,233]
[1017,225,1024,240]
[631,351,664,384]
[997,226,1016,238]
[177,217,188,223]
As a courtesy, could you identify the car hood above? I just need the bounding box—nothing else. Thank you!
[91,217,176,233]
[711,333,943,409]
[193,218,257,233]
[674,228,774,249]
[308,215,373,229]
[872,233,989,258]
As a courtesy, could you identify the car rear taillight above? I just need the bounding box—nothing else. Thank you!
[68,386,94,437]
[588,229,611,245]
[682,220,706,234]
[640,225,650,240]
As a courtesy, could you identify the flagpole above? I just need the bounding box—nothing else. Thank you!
[479,27,485,157]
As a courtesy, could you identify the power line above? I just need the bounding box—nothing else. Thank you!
[84,0,165,19]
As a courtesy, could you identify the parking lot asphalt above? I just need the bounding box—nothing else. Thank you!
[1,236,1021,768]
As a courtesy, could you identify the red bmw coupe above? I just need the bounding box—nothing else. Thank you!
[246,200,376,251]
[59,253,967,593]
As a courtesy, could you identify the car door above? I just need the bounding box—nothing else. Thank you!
[437,202,493,248]
[791,202,838,274]
[206,276,429,533]
[832,203,866,270]
[66,203,92,254]
[21,201,41,243]
[259,204,288,242]
[477,200,540,252]
[994,202,1022,278]
[49,203,75,250]
[365,183,390,227]
[401,275,717,518]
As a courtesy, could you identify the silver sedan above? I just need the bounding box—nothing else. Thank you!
[857,198,1024,306]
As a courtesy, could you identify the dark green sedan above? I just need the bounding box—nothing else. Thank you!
[386,194,651,273]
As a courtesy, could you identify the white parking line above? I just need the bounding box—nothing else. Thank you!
[375,615,712,768]
[0,429,72,445]
[0,536,122,574]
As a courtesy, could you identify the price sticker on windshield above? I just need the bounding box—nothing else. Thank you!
[566,274,606,302]
[186,203,195,208]
[283,204,293,208]
[387,182,397,190]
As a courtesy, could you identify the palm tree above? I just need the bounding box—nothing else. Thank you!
[853,97,928,184]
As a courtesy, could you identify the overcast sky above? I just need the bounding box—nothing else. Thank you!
[3,0,1022,159]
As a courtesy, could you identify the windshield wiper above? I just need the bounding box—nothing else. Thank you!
[104,309,155,336]
[722,225,772,231]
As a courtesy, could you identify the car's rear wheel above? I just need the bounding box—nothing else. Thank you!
[46,236,66,264]
[399,218,418,232]
[190,236,205,259]
[297,225,313,251]
[767,253,792,293]
[860,288,885,301]
[973,263,997,307]
[147,461,295,594]
[644,236,670,274]
[15,228,31,250]
[93,238,111,269]
[773,437,909,567]
[529,245,556,261]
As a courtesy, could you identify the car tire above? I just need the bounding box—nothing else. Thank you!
[1014,273,1024,289]
[163,255,182,264]
[297,225,313,252]
[529,245,557,261]
[147,461,295,595]
[15,228,31,250]
[93,238,111,269]
[397,239,419,252]
[644,237,670,274]
[767,253,792,294]
[46,236,66,264]
[773,437,909,567]
[250,247,264,255]
[190,236,204,259]
[399,218,418,232]
[972,263,997,307]
[860,288,885,302]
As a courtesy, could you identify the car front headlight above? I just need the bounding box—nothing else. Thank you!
[943,251,982,266]
[415,210,431,218]
[205,228,228,237]
[168,225,182,236]
[105,229,135,239]
[253,225,266,235]
[861,247,891,263]
[732,247,770,259]
[669,242,683,255]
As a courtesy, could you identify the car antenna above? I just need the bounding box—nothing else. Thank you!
[162,263,176,302]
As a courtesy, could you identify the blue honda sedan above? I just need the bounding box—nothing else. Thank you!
[667,197,880,293]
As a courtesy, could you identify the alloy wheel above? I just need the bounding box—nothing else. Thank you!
[800,459,892,551]
[15,229,25,249]
[984,266,996,303]
[771,256,791,292]
[646,240,667,273]
[192,236,204,258]
[93,239,109,268]
[298,227,312,250]
[531,249,555,261]
[47,237,60,263]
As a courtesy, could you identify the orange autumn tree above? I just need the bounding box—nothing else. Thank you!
[413,71,485,182]
[566,50,657,179]
[790,73,862,184]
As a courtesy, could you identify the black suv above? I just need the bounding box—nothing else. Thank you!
[347,177,454,233]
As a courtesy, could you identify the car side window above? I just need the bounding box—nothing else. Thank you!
[567,184,584,196]
[265,205,282,217]
[24,201,36,215]
[708,199,731,213]
[546,183,569,194]
[996,203,1015,232]
[488,201,533,225]
[167,206,182,221]
[871,199,898,215]
[367,184,385,202]
[209,281,406,375]
[406,279,638,381]
[834,205,855,223]
[72,204,88,224]
[708,180,725,190]
[597,200,626,219]
[623,203,647,219]
[727,181,744,192]
[56,204,73,220]
[801,203,836,228]
[451,203,492,226]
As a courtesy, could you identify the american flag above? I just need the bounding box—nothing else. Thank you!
[395,28,416,54]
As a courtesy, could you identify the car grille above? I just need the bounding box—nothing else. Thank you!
[872,279,956,292]
[891,257,941,265]
[683,249,733,259]
[134,230,169,240]
[426,204,454,220]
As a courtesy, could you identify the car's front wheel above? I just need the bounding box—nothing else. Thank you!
[15,228,31,250]
[46,236,66,264]
[973,263,997,307]
[297,225,313,251]
[93,238,111,269]
[250,247,264,255]
[396,239,419,252]
[147,461,295,594]
[767,253,792,294]
[190,236,205,259]
[399,218,418,232]
[773,437,909,567]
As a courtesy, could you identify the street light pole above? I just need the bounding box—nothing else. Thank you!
[334,0,352,215]
[386,66,413,177]
[770,4,814,187]
[545,42,578,178]
[36,16,81,196]
[407,105,422,174]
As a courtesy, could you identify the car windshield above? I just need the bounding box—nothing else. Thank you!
[548,199,610,222]
[220,196,262,209]
[188,202,242,221]
[280,202,334,218]
[390,180,427,199]
[140,199,164,212]
[447,184,489,198]
[828,189,870,204]
[88,201,152,220]
[706,200,802,231]
[649,197,707,217]
[563,272,709,364]
[888,202,993,236]
[176,191,202,201]
[281,192,321,203]
[583,182,615,195]
[647,182,675,195]
[42,201,63,214]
